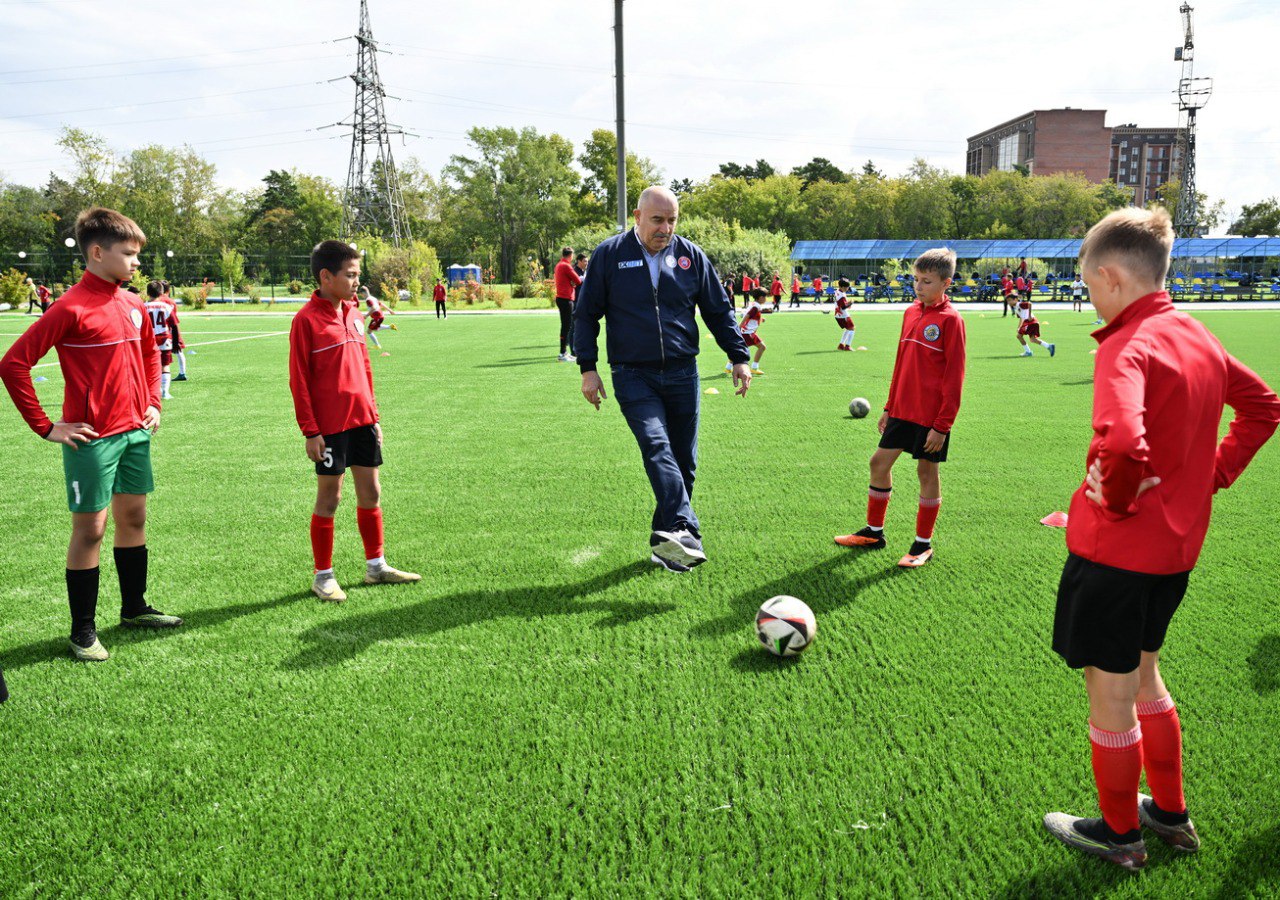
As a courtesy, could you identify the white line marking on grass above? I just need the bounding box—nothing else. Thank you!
[835,813,889,833]
[571,547,601,566]
[31,330,288,368]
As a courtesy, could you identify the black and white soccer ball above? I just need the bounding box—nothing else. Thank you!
[849,397,871,418]
[756,596,817,657]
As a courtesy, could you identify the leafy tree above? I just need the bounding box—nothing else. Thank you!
[1231,198,1280,236]
[791,157,848,188]
[1150,180,1224,234]
[443,126,580,281]
[861,160,884,178]
[244,170,301,231]
[578,129,661,222]
[716,159,775,182]
[669,177,695,197]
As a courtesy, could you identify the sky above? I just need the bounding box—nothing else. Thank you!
[1,0,1277,229]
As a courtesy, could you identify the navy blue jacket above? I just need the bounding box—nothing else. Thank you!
[573,229,748,372]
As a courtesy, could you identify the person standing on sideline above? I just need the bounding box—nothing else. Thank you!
[0,207,183,662]
[289,240,421,602]
[554,247,583,362]
[790,272,802,308]
[574,186,751,572]
[432,278,447,319]
[769,271,783,312]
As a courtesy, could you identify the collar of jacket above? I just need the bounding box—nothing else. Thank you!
[1092,291,1173,344]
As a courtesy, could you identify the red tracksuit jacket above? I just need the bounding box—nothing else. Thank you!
[554,260,583,301]
[884,296,966,433]
[1067,292,1280,574]
[1,271,160,438]
[288,293,378,438]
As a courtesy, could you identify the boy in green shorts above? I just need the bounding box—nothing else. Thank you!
[0,207,183,662]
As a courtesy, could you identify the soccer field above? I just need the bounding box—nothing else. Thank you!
[1,308,1277,898]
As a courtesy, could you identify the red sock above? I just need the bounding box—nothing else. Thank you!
[357,506,384,561]
[1137,695,1186,814]
[866,486,891,529]
[916,496,941,540]
[310,514,335,573]
[1090,722,1143,836]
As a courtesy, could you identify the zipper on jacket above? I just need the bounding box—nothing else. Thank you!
[652,284,666,367]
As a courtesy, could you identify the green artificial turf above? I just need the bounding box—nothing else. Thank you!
[0,307,1277,898]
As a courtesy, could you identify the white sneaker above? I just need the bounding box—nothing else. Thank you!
[652,529,707,568]
[565,353,576,362]
[312,572,347,602]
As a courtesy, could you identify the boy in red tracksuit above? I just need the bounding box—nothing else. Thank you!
[289,240,421,602]
[1042,208,1280,869]
[769,271,783,312]
[0,207,182,662]
[790,274,801,308]
[835,248,966,568]
[433,278,448,319]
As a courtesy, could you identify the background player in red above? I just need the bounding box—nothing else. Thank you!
[160,281,190,381]
[144,280,177,399]
[1042,207,1280,870]
[810,274,823,304]
[432,277,447,319]
[790,273,802,308]
[553,246,582,361]
[358,286,397,352]
[728,287,768,374]
[769,271,783,312]
[289,240,420,602]
[835,248,966,568]
[0,207,182,662]
[833,279,855,351]
[1001,272,1015,317]
[1014,295,1055,357]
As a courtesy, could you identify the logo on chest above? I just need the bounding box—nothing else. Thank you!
[922,323,941,342]
[130,309,143,330]
[353,317,366,336]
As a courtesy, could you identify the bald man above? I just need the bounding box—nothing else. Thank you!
[574,187,752,572]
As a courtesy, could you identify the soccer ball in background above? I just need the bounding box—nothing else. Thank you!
[849,397,871,418]
[756,596,818,657]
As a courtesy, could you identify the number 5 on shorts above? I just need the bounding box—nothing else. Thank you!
[323,448,333,468]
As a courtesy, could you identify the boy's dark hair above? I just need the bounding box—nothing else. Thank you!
[575,252,588,262]
[838,278,850,289]
[1080,207,1174,285]
[161,280,171,293]
[146,280,164,299]
[561,247,573,258]
[751,287,767,300]
[74,207,146,253]
[311,240,361,281]
[914,248,957,280]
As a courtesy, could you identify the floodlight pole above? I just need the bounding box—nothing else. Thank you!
[614,0,627,233]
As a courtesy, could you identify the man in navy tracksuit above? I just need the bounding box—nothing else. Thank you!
[574,186,752,572]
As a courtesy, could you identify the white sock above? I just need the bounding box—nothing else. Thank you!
[161,372,171,394]
[750,362,759,370]
[369,333,381,348]
[915,536,932,544]
[177,351,187,375]
[868,525,883,533]
[366,556,386,569]
[315,567,334,578]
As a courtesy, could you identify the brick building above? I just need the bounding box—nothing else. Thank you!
[966,108,1185,205]
[1109,125,1185,206]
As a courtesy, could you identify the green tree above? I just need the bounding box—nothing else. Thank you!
[1150,180,1225,235]
[1231,198,1280,236]
[791,157,848,188]
[443,126,580,281]
[578,129,661,222]
[717,159,775,182]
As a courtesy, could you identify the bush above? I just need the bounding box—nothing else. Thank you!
[244,283,261,304]
[176,284,210,310]
[0,268,29,308]
[288,279,305,295]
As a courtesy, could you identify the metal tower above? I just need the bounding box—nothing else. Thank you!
[338,0,411,245]
[1173,3,1212,237]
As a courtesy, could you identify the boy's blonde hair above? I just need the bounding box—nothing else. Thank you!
[1079,207,1173,286]
[74,207,146,252]
[914,247,957,280]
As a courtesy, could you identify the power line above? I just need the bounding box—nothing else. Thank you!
[0,38,341,77]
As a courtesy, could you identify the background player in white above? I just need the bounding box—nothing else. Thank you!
[834,279,856,351]
[1015,295,1055,357]
[358,286,397,351]
[144,281,177,399]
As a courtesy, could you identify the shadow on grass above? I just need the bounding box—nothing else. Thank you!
[1061,379,1095,386]
[0,591,310,672]
[989,842,1131,899]
[280,560,669,670]
[473,357,552,369]
[690,552,906,642]
[1209,824,1280,899]
[1246,633,1280,694]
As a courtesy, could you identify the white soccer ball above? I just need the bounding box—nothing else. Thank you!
[849,397,871,418]
[756,595,817,657]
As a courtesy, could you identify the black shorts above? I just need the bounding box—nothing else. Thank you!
[878,416,949,462]
[315,424,383,476]
[1052,553,1189,674]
